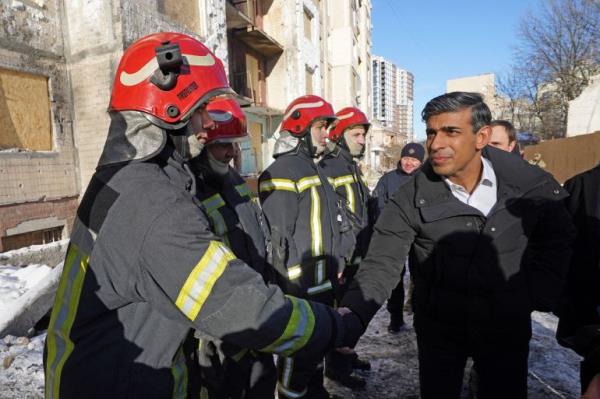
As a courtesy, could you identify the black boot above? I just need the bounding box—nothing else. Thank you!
[325,351,366,390]
[350,351,371,371]
[387,313,406,334]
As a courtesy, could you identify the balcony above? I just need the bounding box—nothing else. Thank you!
[231,26,283,57]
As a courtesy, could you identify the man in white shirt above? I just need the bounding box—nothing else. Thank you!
[340,92,575,399]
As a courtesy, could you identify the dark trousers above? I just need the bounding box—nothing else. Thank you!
[415,320,530,399]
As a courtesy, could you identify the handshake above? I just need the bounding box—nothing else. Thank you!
[337,307,365,349]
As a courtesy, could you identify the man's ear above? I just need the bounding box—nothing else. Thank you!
[508,140,517,152]
[476,125,491,150]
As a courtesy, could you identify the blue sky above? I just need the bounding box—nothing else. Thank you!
[371,0,541,140]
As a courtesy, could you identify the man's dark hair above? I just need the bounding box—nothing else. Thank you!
[421,92,492,133]
[490,119,516,143]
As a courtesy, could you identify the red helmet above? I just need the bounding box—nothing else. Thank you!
[109,32,234,129]
[281,95,337,137]
[328,107,370,142]
[205,98,248,145]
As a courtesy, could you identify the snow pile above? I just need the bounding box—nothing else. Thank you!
[0,333,45,399]
[0,264,54,302]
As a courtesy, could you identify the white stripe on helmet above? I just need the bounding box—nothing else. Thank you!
[283,100,325,120]
[336,111,355,120]
[119,53,216,87]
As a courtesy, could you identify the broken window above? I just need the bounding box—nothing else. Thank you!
[2,226,64,252]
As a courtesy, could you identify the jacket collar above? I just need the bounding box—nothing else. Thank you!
[413,146,560,222]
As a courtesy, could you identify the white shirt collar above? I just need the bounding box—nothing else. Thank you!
[443,157,497,216]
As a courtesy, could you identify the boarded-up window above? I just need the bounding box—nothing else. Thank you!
[158,0,199,31]
[305,67,313,95]
[0,68,52,151]
[303,7,312,41]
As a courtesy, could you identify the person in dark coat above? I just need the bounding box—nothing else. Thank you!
[340,92,575,399]
[373,142,424,333]
[557,164,600,397]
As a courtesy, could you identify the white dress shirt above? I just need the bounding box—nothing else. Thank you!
[444,157,497,216]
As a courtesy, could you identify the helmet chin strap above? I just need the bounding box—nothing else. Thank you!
[207,149,230,176]
[302,131,320,158]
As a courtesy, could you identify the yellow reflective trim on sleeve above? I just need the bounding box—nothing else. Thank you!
[287,264,302,280]
[331,174,355,188]
[296,175,321,193]
[234,183,252,199]
[260,296,315,356]
[171,345,188,399]
[259,178,297,193]
[175,241,236,321]
[201,193,226,213]
[309,186,323,258]
[45,244,89,399]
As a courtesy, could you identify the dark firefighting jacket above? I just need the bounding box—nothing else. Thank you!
[191,154,268,279]
[320,145,373,263]
[43,113,343,399]
[258,143,342,305]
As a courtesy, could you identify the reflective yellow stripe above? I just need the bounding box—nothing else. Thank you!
[261,296,315,356]
[175,241,236,321]
[235,183,252,198]
[345,183,356,214]
[201,194,228,239]
[171,345,188,399]
[309,186,323,258]
[259,179,297,193]
[287,264,302,280]
[296,175,321,193]
[202,193,226,213]
[45,244,89,399]
[331,174,355,188]
[307,280,333,295]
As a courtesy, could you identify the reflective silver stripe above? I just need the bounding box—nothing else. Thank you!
[259,179,297,193]
[282,357,294,388]
[315,259,325,284]
[278,384,308,398]
[296,176,321,193]
[307,280,332,295]
[287,265,302,280]
[175,241,236,321]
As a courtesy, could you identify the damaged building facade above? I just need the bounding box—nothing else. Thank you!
[0,0,372,252]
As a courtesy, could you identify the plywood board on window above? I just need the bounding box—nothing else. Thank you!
[158,0,199,31]
[0,68,52,151]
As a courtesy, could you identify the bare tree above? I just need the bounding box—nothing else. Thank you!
[506,0,600,139]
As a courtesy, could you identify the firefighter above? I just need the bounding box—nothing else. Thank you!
[319,107,373,388]
[189,98,276,399]
[258,95,343,399]
[43,33,361,399]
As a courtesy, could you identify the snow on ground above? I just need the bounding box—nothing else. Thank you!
[0,333,45,399]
